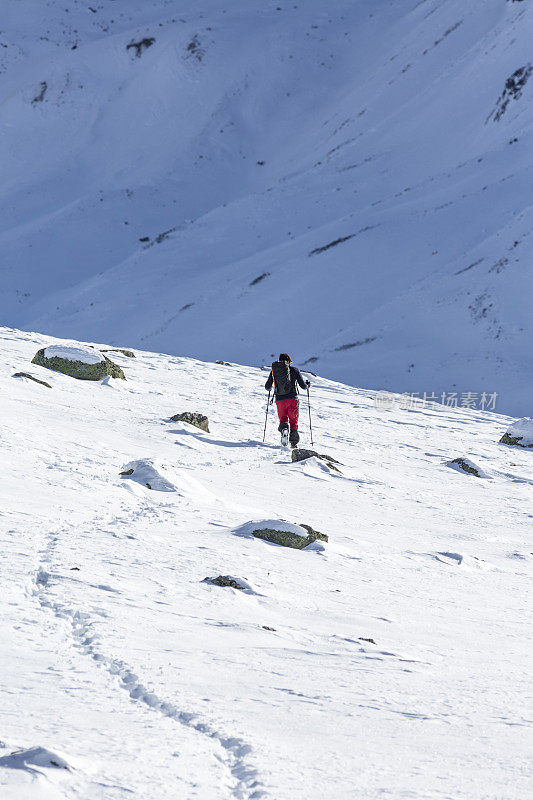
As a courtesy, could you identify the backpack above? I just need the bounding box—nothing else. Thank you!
[271,360,292,395]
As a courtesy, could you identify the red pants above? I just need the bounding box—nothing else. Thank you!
[276,398,299,429]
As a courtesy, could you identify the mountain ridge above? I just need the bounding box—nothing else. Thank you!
[1,0,532,414]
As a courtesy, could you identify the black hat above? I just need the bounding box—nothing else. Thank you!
[279,353,291,363]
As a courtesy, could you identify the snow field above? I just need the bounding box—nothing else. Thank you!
[0,326,531,799]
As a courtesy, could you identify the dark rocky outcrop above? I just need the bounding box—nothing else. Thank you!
[488,64,533,122]
[126,37,155,57]
[185,35,205,61]
[447,457,483,477]
[216,360,232,366]
[252,528,308,548]
[498,419,533,448]
[32,81,48,104]
[291,448,342,472]
[170,412,209,432]
[292,448,340,465]
[31,348,125,381]
[309,234,355,257]
[12,372,51,388]
[500,432,533,448]
[298,524,328,543]
[334,336,377,351]
[249,272,270,286]
[252,523,328,549]
[203,576,247,590]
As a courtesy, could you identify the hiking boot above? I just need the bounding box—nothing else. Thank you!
[289,429,300,447]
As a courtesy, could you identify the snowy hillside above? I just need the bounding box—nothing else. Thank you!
[1,0,532,416]
[1,326,531,799]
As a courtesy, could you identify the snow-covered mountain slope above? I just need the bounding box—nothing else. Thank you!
[1,326,531,800]
[1,0,532,416]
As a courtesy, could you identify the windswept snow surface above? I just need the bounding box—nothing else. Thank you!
[1,327,531,800]
[1,0,533,415]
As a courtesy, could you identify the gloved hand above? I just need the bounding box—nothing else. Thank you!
[305,380,311,388]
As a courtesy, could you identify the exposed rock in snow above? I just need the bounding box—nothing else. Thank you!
[32,346,125,380]
[291,448,340,465]
[238,519,328,550]
[499,418,533,448]
[12,371,51,388]
[203,575,252,592]
[291,448,342,472]
[126,37,155,58]
[215,361,232,366]
[488,64,533,122]
[298,523,328,544]
[252,528,311,549]
[446,457,491,478]
[170,412,210,432]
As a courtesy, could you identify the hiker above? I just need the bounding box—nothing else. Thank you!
[265,353,310,447]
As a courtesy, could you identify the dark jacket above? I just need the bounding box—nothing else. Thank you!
[265,365,307,401]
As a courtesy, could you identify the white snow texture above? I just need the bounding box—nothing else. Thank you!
[1,326,531,800]
[1,1,532,798]
[44,345,104,364]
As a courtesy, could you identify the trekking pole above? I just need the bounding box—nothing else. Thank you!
[262,389,271,443]
[307,385,314,446]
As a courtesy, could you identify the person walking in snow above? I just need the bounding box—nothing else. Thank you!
[265,353,310,447]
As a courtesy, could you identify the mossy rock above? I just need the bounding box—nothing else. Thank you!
[170,412,209,432]
[31,348,125,381]
[299,523,328,543]
[252,524,328,549]
[101,348,135,358]
[252,528,308,549]
[203,576,247,590]
[499,432,533,448]
[12,372,51,388]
